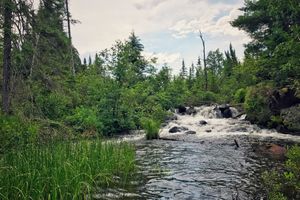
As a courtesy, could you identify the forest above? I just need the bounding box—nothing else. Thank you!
[0,0,299,199]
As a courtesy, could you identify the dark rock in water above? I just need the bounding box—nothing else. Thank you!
[169,126,180,133]
[199,120,208,126]
[185,131,196,135]
[281,104,300,134]
[218,104,232,118]
[177,105,187,114]
[169,126,188,133]
[165,114,178,122]
[205,130,212,133]
[186,107,197,115]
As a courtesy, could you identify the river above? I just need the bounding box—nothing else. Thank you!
[97,106,300,200]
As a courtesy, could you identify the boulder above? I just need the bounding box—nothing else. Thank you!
[177,105,187,114]
[205,130,212,133]
[185,131,196,135]
[186,107,197,115]
[281,104,300,134]
[199,120,208,126]
[218,104,232,118]
[169,126,188,133]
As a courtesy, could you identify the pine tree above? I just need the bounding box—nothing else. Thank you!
[180,59,187,79]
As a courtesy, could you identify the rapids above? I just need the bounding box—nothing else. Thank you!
[97,106,300,200]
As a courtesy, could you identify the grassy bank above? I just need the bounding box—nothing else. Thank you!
[0,140,135,199]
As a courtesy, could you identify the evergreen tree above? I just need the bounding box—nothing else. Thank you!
[232,0,300,85]
[180,59,187,79]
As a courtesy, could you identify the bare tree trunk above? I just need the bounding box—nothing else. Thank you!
[2,0,13,114]
[65,0,75,76]
[199,31,208,91]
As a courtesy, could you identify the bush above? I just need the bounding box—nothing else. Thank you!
[141,118,160,140]
[244,82,274,126]
[36,91,71,120]
[234,88,247,103]
[66,106,103,137]
[0,115,38,153]
[263,145,300,200]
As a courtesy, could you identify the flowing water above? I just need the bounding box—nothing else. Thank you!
[97,106,300,200]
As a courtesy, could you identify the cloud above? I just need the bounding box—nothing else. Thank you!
[143,51,182,73]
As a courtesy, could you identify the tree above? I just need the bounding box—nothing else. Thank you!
[180,59,187,79]
[2,0,12,114]
[199,31,208,91]
[223,43,238,77]
[232,0,300,85]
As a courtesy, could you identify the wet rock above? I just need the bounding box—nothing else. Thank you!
[177,105,187,114]
[270,87,300,113]
[186,107,197,115]
[267,144,287,158]
[169,126,188,133]
[205,130,212,133]
[199,120,208,126]
[185,131,196,135]
[218,104,233,118]
[281,104,300,134]
[165,114,178,122]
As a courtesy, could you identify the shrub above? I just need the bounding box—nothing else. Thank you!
[263,145,300,200]
[36,91,71,120]
[234,88,247,103]
[66,106,103,137]
[0,115,38,153]
[141,118,160,140]
[244,82,274,126]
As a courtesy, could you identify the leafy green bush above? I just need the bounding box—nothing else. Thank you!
[263,145,300,200]
[66,106,103,137]
[141,118,160,140]
[234,88,247,103]
[244,82,274,126]
[0,115,38,152]
[36,91,71,120]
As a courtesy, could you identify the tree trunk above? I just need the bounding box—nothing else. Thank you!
[199,31,208,91]
[65,0,75,76]
[2,0,13,114]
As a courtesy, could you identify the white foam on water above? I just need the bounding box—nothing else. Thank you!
[160,106,300,142]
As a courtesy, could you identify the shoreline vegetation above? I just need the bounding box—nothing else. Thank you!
[0,140,135,199]
[0,0,299,199]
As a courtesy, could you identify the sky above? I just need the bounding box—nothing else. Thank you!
[57,0,250,74]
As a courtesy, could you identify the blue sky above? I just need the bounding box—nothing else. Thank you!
[66,0,250,74]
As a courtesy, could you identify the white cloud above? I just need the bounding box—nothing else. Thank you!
[143,51,182,74]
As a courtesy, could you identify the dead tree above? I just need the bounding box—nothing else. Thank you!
[199,31,208,91]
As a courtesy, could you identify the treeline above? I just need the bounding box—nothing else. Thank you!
[1,0,300,151]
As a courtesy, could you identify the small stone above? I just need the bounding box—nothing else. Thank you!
[185,131,196,135]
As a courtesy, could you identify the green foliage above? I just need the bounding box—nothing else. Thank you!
[36,91,71,120]
[141,118,160,140]
[244,82,274,126]
[0,141,136,199]
[66,106,103,137]
[263,145,300,200]
[234,88,247,103]
[0,115,38,153]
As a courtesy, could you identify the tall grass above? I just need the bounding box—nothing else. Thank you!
[0,140,135,199]
[141,118,160,140]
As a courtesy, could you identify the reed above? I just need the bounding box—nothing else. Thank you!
[0,140,135,199]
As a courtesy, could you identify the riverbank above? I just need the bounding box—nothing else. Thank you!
[0,140,135,199]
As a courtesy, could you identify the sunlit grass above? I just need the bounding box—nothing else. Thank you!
[0,140,135,199]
